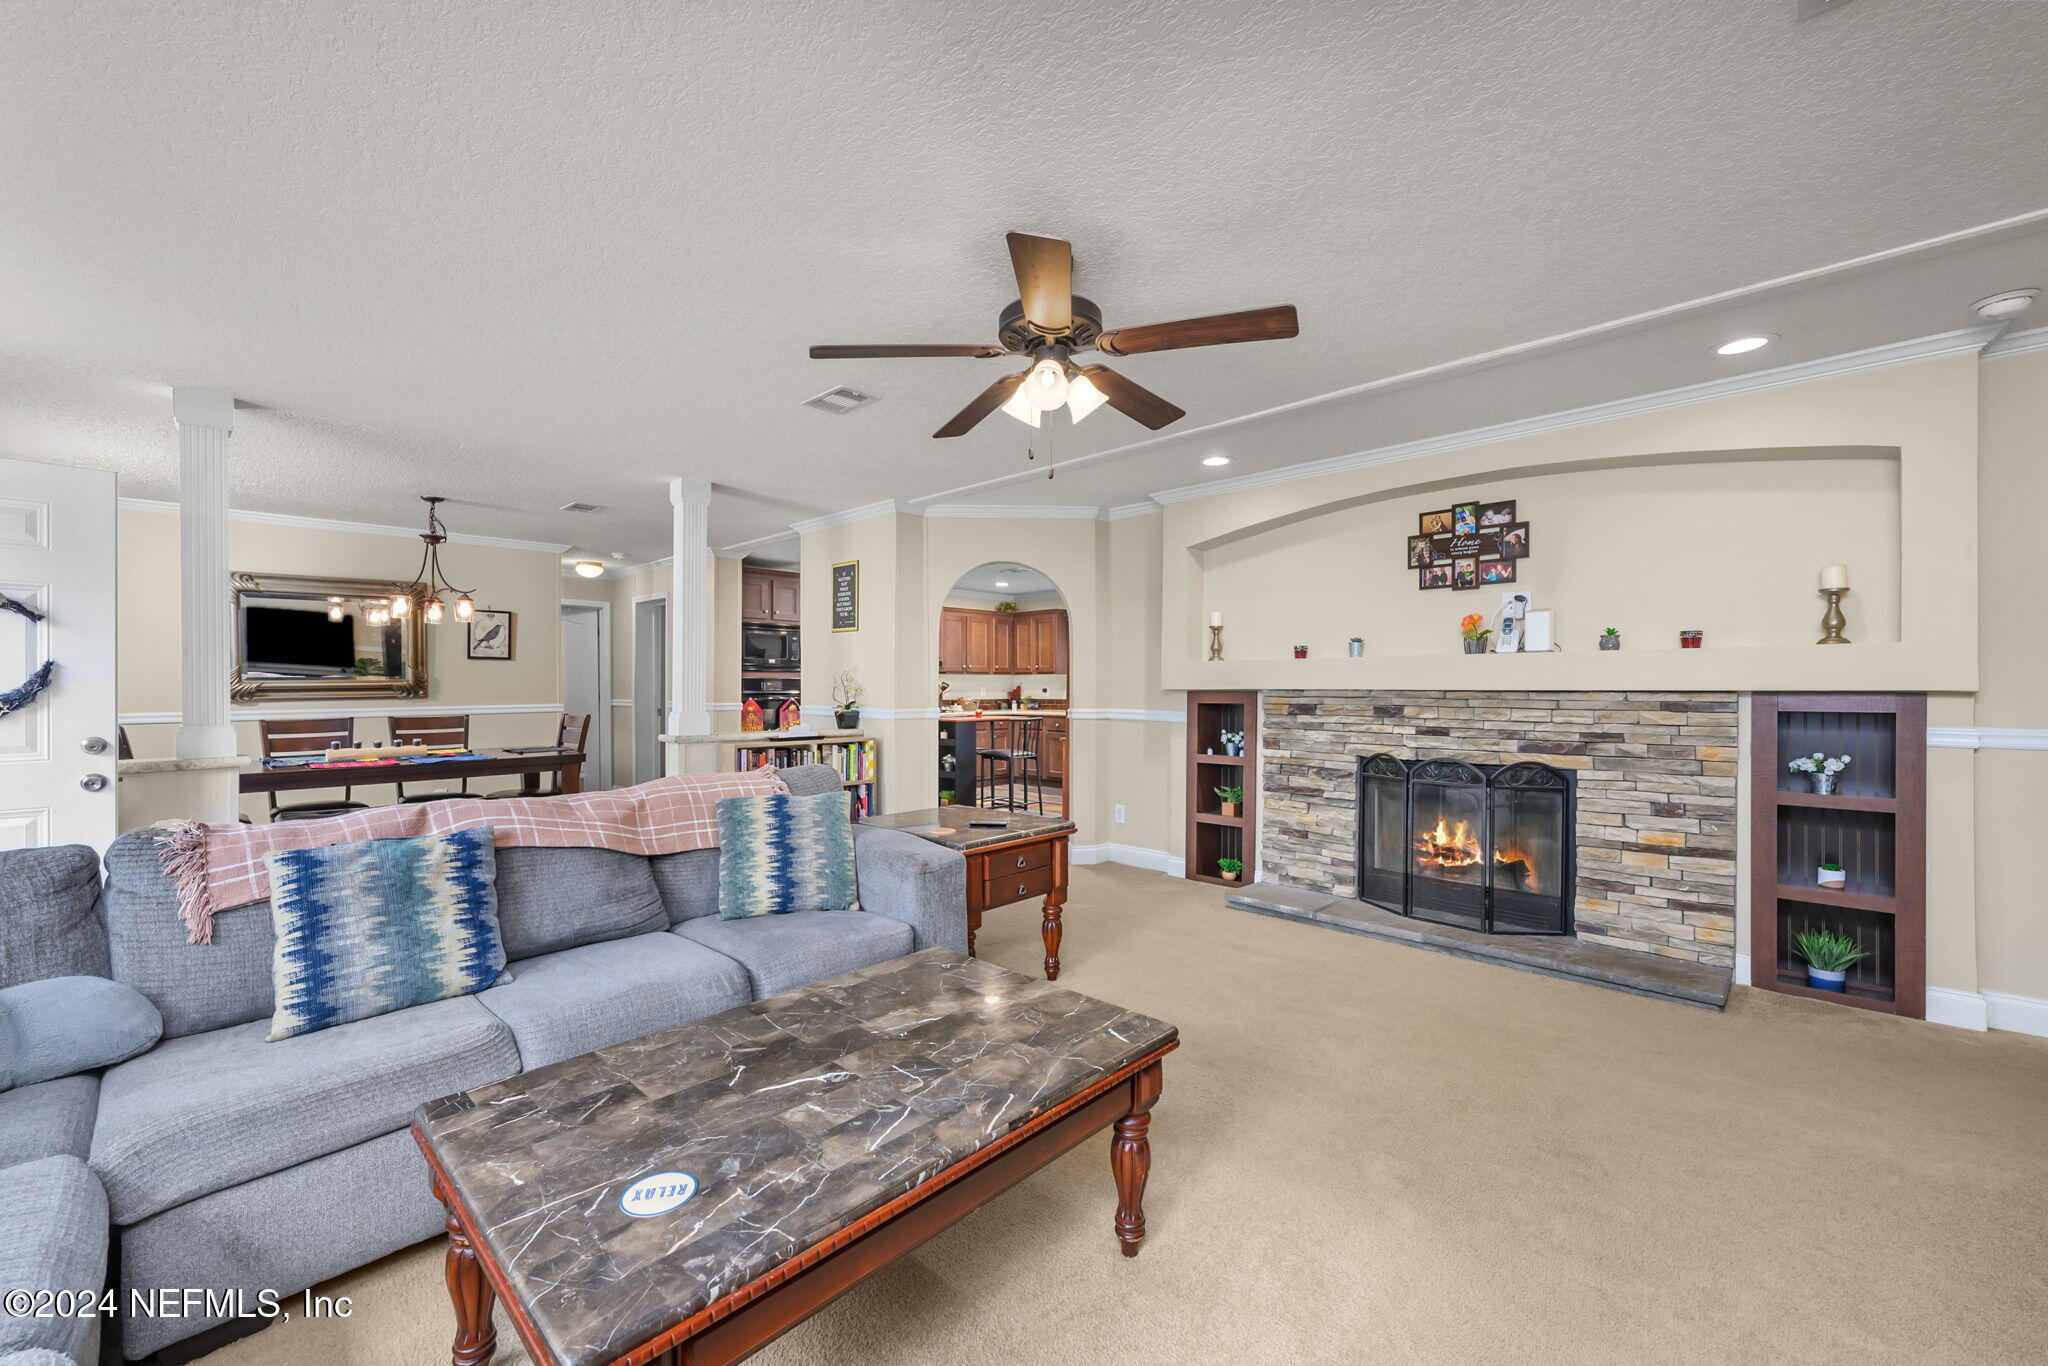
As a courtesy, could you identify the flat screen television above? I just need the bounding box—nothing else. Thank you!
[244,605,357,677]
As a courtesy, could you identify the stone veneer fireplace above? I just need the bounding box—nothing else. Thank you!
[1262,691,1738,966]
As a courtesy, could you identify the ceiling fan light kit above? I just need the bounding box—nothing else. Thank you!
[809,231,1299,438]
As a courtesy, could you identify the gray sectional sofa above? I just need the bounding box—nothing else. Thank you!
[0,764,965,1363]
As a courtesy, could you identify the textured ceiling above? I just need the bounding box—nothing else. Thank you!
[2,1,2045,558]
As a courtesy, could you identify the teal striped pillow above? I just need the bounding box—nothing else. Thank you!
[265,827,507,1040]
[715,790,859,919]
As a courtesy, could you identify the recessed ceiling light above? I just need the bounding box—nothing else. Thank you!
[1714,335,1774,356]
[1973,289,2038,323]
[994,580,1010,588]
[1203,455,1232,467]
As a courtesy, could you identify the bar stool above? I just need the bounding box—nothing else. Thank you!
[259,718,372,822]
[975,716,1043,814]
[390,714,472,802]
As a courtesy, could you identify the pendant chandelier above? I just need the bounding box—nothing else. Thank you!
[376,495,475,626]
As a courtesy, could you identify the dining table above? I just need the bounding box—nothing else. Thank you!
[238,746,586,798]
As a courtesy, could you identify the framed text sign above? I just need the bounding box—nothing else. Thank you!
[831,560,859,632]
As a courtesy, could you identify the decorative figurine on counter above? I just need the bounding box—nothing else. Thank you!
[739,698,766,732]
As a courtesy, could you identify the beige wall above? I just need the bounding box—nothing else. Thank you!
[1972,347,2048,1003]
[116,506,565,821]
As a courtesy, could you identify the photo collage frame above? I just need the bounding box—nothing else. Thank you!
[1406,499,1529,590]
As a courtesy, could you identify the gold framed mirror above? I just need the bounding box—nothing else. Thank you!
[230,572,428,701]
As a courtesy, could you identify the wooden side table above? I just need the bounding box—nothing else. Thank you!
[859,806,1075,979]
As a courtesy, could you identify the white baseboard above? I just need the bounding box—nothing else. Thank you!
[1983,989,2048,1038]
[1071,842,1186,879]
[1734,953,1752,987]
[1926,986,1991,1032]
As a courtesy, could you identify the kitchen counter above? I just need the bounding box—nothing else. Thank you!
[938,711,1067,720]
[660,728,866,745]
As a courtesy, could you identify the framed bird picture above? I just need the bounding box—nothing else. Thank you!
[467,610,514,661]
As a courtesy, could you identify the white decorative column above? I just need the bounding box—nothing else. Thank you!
[667,477,713,739]
[172,387,238,759]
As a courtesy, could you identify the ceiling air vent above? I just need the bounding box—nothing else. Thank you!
[802,386,878,415]
[559,501,602,513]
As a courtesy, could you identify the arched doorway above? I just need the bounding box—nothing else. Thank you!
[937,562,1069,816]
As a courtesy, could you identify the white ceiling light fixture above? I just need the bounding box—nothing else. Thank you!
[994,580,1010,588]
[1065,371,1109,424]
[1972,288,2038,323]
[998,385,1041,428]
[1202,455,1232,467]
[572,559,605,578]
[1023,353,1071,411]
[1713,334,1776,356]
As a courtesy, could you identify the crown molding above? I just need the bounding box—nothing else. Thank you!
[118,497,572,553]
[788,499,922,536]
[1982,324,2048,359]
[1148,324,2000,505]
[1102,500,1164,520]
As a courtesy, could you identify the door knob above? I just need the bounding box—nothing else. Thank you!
[81,736,109,755]
[80,773,109,792]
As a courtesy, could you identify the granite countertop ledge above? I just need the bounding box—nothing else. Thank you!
[661,729,867,744]
[117,755,251,776]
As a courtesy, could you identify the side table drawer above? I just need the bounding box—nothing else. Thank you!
[984,842,1055,877]
[980,862,1056,908]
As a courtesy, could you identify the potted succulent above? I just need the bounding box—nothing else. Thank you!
[831,668,864,730]
[1460,613,1492,654]
[1817,860,1847,890]
[1292,644,1309,659]
[1216,856,1243,883]
[1220,728,1244,757]
[1787,751,1851,795]
[1792,928,1867,992]
[1599,627,1621,651]
[1348,636,1365,658]
[1215,784,1244,818]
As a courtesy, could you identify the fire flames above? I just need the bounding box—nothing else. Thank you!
[1413,816,1539,891]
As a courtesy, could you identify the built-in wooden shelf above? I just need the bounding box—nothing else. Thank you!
[1751,694,1925,1018]
[1186,692,1256,887]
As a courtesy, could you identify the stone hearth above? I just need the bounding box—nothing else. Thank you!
[1261,691,1738,967]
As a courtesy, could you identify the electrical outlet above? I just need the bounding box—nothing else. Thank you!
[1114,804,1126,824]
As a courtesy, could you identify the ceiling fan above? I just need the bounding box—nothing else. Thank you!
[810,232,1299,438]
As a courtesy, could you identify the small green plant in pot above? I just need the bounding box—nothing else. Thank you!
[1792,928,1867,992]
[1214,784,1244,818]
[1216,856,1243,883]
[1599,626,1620,652]
[1817,859,1846,890]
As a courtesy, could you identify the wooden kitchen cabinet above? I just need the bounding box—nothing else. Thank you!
[939,606,1067,674]
[741,568,801,625]
[1040,716,1068,782]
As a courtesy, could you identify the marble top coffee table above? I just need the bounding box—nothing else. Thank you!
[412,948,1178,1366]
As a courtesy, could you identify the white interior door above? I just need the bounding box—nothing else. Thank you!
[559,601,610,789]
[633,596,666,784]
[0,457,117,851]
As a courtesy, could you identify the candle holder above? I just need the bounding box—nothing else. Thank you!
[1817,588,1850,645]
[1207,624,1225,661]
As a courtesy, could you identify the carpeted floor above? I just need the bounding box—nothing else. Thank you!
[205,864,2048,1366]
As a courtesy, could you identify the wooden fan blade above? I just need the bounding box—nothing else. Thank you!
[1006,231,1073,331]
[1096,304,1299,356]
[1077,364,1185,430]
[934,372,1028,438]
[809,344,1007,359]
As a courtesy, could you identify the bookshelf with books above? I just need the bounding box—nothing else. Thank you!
[732,735,880,818]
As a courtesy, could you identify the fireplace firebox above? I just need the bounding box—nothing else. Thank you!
[1355,754,1575,935]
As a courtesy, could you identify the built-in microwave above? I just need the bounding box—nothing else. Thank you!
[743,625,799,671]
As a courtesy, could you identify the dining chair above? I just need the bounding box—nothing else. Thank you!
[389,714,473,802]
[486,713,591,799]
[259,718,372,822]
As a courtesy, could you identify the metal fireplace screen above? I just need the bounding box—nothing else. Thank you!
[1355,754,1574,936]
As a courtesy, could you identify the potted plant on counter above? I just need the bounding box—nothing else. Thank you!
[1460,613,1491,654]
[1599,627,1621,651]
[1817,860,1847,890]
[1792,928,1866,992]
[1217,856,1243,883]
[831,669,864,730]
[1215,785,1244,818]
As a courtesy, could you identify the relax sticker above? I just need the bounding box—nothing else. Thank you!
[619,1171,697,1218]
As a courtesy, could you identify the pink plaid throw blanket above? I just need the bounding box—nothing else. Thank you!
[154,771,788,943]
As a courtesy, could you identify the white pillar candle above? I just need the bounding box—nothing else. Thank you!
[1209,611,1223,627]
[1819,564,1849,591]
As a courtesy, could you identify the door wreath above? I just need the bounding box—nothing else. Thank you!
[0,592,54,717]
